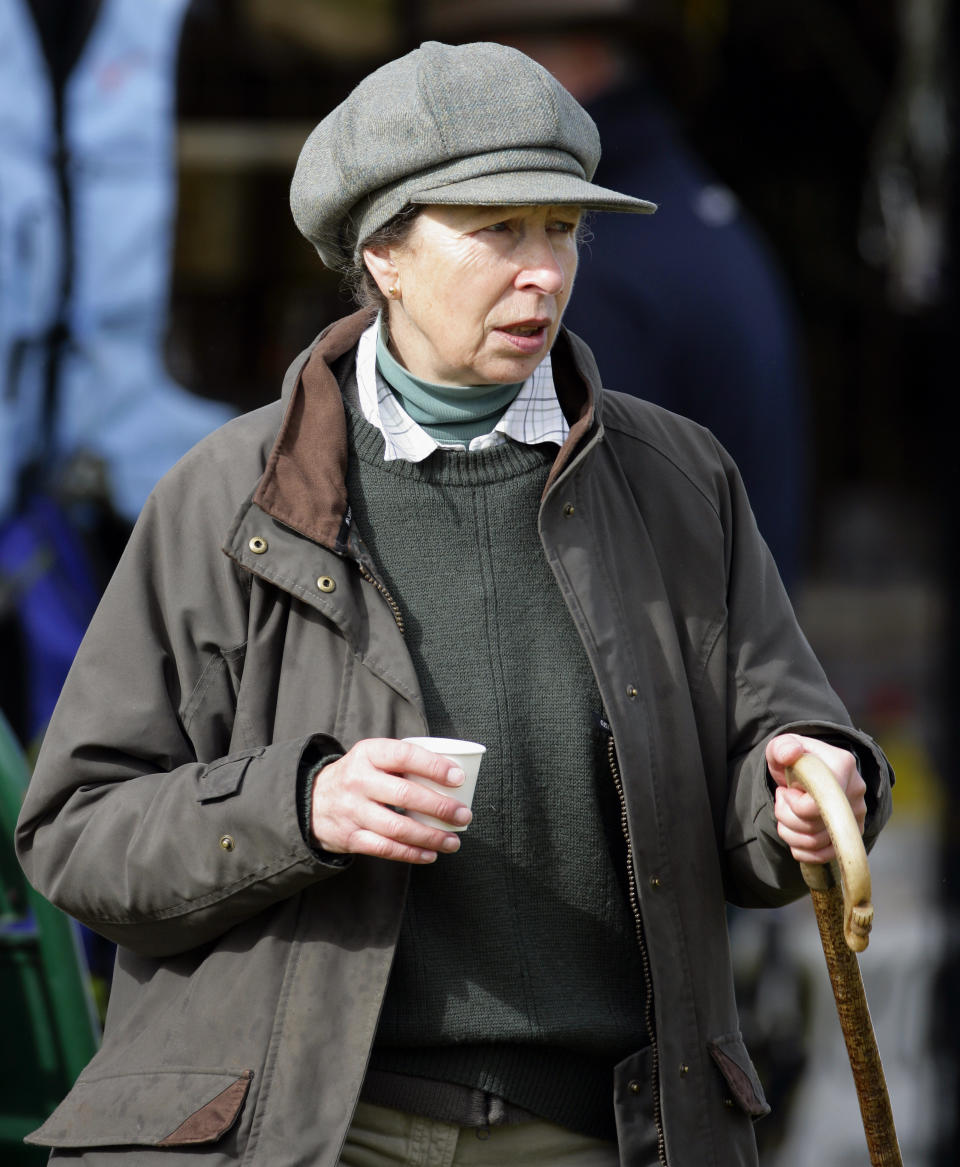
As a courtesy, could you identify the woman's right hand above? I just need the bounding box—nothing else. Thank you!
[310,738,472,864]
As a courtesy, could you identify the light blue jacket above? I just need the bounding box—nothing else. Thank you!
[0,0,232,524]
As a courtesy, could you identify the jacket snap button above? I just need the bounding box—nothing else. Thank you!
[562,502,575,517]
[626,684,638,699]
[679,1064,689,1077]
[649,876,661,889]
[628,1080,641,1095]
[724,1097,734,1108]
[248,536,268,554]
[316,576,336,593]
[219,834,235,852]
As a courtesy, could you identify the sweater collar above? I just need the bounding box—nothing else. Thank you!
[252,309,601,551]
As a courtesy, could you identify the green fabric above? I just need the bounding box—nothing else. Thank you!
[375,318,523,447]
[345,405,649,1140]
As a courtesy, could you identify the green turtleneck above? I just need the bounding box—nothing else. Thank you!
[376,316,524,447]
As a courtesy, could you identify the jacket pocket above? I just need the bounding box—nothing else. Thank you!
[25,1068,253,1148]
[707,1033,770,1118]
[195,748,265,802]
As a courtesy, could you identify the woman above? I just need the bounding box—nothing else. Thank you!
[16,41,891,1167]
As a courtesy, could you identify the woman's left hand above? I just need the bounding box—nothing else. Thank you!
[766,733,867,864]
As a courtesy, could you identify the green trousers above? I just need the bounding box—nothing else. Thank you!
[339,1100,621,1167]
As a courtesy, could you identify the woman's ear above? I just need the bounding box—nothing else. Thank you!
[362,246,398,301]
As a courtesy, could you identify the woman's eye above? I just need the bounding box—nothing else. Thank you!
[482,221,509,233]
[550,220,578,234]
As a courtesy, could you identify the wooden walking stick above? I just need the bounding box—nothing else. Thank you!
[786,753,902,1167]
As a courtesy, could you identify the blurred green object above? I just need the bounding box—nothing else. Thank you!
[0,712,100,1164]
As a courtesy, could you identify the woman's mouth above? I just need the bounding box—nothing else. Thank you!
[496,321,550,353]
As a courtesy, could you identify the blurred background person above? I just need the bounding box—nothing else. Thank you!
[0,0,233,749]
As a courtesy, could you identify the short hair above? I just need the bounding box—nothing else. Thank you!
[346,204,423,311]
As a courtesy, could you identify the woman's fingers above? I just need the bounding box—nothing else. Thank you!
[334,821,458,866]
[774,785,833,861]
[767,734,868,864]
[312,794,461,863]
[357,738,466,788]
[310,738,471,863]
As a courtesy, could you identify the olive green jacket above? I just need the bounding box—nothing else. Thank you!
[16,311,892,1166]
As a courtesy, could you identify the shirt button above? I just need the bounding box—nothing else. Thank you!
[248,536,268,554]
[219,835,236,852]
[316,576,336,593]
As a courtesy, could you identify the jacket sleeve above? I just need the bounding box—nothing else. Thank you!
[712,441,894,907]
[15,450,347,960]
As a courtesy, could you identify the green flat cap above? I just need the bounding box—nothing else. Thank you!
[290,40,656,271]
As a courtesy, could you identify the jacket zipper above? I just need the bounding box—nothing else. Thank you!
[606,731,668,1167]
[357,561,405,635]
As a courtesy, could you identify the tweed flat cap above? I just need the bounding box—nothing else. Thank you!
[290,40,656,271]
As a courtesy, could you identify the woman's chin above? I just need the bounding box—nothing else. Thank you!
[474,343,550,383]
[473,361,540,385]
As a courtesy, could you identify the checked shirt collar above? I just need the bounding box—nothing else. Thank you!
[354,318,569,462]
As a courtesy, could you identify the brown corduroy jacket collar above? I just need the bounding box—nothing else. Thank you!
[251,309,601,553]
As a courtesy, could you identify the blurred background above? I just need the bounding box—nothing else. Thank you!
[0,1,956,1163]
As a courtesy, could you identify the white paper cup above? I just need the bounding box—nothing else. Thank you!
[401,736,486,831]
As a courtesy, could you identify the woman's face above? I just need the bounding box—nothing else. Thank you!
[364,204,581,386]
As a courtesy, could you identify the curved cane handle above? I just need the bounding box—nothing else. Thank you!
[787,752,874,953]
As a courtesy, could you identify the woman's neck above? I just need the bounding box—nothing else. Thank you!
[375,315,524,447]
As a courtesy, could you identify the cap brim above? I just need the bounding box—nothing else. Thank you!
[410,170,656,215]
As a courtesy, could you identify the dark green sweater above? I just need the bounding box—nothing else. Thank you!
[345,406,649,1138]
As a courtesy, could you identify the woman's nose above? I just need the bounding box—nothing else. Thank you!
[515,234,566,295]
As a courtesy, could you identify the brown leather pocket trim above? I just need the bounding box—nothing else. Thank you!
[25,1068,255,1148]
[707,1037,771,1118]
[158,1070,253,1145]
